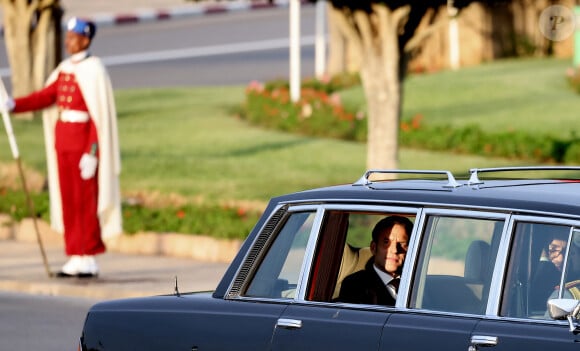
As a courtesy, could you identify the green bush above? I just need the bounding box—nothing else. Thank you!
[564,140,580,164]
[243,79,367,142]
[122,202,261,239]
[0,187,261,240]
[264,73,361,94]
[0,187,50,223]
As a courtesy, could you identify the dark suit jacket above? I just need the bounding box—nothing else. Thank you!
[337,257,396,306]
[530,260,561,310]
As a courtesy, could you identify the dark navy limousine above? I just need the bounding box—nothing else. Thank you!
[79,167,580,350]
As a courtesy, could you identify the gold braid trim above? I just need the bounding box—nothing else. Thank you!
[564,280,580,299]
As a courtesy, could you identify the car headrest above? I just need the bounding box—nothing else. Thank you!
[464,240,490,283]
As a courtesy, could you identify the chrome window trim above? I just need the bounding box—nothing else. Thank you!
[230,202,422,302]
[229,202,580,320]
[294,207,326,300]
[508,214,580,227]
[402,208,510,314]
[479,314,572,326]
[311,204,420,213]
[226,203,319,299]
[278,197,580,222]
[488,215,580,316]
[305,301,568,324]
[396,208,424,309]
[485,214,514,316]
[294,203,421,301]
[225,203,288,298]
[415,207,510,221]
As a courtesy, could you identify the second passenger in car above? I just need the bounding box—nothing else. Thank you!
[551,235,580,301]
[531,232,569,309]
[337,215,413,306]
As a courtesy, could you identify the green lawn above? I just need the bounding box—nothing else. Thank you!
[343,57,579,135]
[404,57,579,135]
[0,57,575,207]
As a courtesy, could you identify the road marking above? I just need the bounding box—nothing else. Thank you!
[0,36,317,76]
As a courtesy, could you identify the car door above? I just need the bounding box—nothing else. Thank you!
[380,211,506,351]
[270,207,419,351]
[471,218,580,351]
[215,207,320,350]
[271,304,390,351]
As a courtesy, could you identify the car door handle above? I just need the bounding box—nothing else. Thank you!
[276,318,302,329]
[468,335,498,351]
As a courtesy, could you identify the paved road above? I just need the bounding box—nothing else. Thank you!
[0,291,96,351]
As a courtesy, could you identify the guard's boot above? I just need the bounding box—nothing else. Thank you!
[56,255,83,278]
[77,255,99,278]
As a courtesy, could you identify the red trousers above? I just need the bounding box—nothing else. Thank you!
[56,150,105,256]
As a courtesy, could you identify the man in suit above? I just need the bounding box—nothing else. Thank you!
[337,215,413,306]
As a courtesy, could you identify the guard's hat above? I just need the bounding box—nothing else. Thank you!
[67,17,96,40]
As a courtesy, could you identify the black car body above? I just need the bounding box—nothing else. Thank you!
[80,167,580,350]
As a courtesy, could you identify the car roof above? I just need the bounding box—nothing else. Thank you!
[272,167,580,219]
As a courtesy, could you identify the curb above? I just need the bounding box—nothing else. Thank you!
[0,215,242,263]
[74,0,293,27]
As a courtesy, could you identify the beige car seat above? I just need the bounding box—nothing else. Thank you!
[332,245,373,299]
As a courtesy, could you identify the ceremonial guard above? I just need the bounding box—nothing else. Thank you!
[8,18,122,277]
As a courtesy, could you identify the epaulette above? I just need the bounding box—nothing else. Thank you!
[564,279,580,289]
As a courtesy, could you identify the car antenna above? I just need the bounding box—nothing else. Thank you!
[174,275,181,297]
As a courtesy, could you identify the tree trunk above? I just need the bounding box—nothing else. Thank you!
[32,4,61,90]
[326,3,346,76]
[328,4,412,170]
[2,0,34,101]
[361,6,403,170]
[1,0,61,120]
[326,3,361,76]
[361,58,400,170]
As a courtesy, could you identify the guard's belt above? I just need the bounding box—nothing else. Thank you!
[59,110,89,123]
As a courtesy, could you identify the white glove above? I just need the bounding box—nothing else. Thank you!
[2,96,14,113]
[79,153,98,180]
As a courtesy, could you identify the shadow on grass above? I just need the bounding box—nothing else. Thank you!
[224,138,314,158]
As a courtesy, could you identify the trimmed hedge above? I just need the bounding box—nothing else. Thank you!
[241,76,580,164]
[400,114,578,163]
[0,187,261,239]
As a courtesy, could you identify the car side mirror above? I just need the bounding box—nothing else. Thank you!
[547,298,580,332]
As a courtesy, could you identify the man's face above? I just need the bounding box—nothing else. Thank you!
[549,239,567,271]
[371,223,409,276]
[65,31,90,55]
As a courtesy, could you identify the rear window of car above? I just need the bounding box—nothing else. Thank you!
[501,222,580,319]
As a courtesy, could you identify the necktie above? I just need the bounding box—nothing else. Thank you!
[387,277,400,300]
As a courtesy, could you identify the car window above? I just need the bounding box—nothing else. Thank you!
[410,215,501,314]
[305,210,415,303]
[501,222,579,319]
[244,211,316,299]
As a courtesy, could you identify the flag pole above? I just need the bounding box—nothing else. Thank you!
[0,78,53,278]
